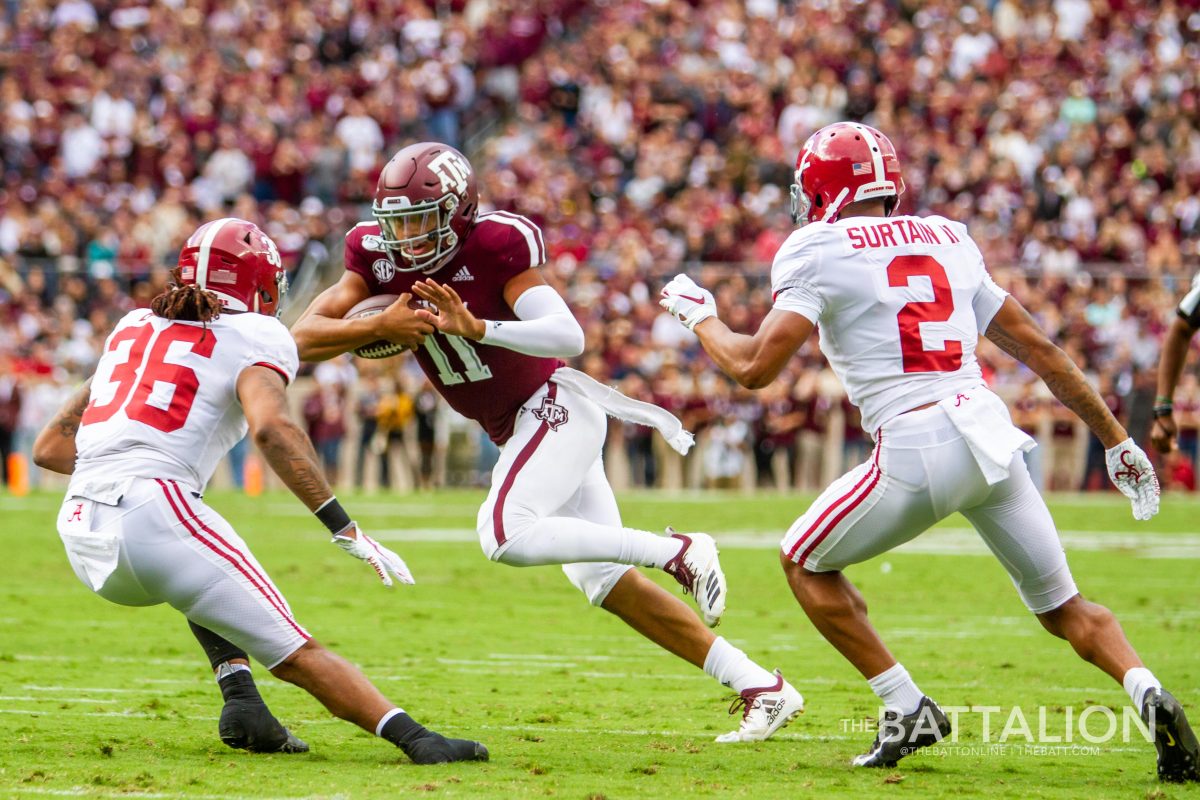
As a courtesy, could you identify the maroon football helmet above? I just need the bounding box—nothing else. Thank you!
[177,218,287,316]
[372,141,478,273]
[790,122,905,225]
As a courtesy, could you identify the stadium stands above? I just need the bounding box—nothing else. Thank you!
[1,0,1197,492]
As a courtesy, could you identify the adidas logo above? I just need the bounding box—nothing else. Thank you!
[705,571,722,606]
[452,266,474,282]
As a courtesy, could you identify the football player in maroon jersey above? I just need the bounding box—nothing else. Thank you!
[286,141,805,742]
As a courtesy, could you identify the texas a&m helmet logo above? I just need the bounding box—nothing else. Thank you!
[532,396,569,431]
[428,150,472,196]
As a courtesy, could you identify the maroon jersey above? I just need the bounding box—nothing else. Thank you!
[345,211,560,444]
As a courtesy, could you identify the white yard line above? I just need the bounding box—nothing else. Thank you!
[7,788,349,800]
[23,685,177,694]
[13,654,204,667]
[363,526,1200,558]
[0,696,119,704]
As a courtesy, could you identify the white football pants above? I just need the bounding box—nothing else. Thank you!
[477,380,645,606]
[56,477,309,668]
[781,403,1078,614]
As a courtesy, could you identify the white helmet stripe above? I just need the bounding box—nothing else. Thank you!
[195,217,237,289]
[855,124,887,183]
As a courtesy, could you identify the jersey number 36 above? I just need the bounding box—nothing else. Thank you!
[81,324,216,432]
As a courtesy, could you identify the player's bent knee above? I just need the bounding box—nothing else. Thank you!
[562,562,631,606]
[478,511,539,564]
[1017,564,1079,616]
[268,640,323,681]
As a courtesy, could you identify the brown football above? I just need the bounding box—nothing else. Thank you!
[344,294,415,359]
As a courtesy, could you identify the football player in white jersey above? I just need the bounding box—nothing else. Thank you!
[33,218,488,765]
[661,122,1198,782]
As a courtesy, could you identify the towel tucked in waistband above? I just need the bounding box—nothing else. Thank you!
[550,367,695,455]
[936,386,1035,485]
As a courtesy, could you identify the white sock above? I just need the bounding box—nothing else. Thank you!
[867,663,924,715]
[1123,667,1162,708]
[497,517,680,568]
[703,637,778,694]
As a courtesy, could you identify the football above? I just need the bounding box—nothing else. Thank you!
[344,294,416,359]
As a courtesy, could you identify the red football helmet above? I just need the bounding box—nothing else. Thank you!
[372,141,478,273]
[790,122,905,225]
[177,218,287,316]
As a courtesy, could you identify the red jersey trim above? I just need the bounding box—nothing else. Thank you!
[252,362,291,385]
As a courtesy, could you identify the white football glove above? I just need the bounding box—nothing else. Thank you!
[659,274,717,331]
[332,525,415,587]
[1105,439,1160,521]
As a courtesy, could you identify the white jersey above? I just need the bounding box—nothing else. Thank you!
[73,309,298,490]
[1177,270,1200,328]
[771,214,1007,433]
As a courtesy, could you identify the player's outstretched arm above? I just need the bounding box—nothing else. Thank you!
[986,296,1159,519]
[237,365,413,585]
[291,272,433,361]
[985,297,1126,448]
[32,378,92,475]
[692,310,814,389]
[660,274,813,389]
[1151,316,1197,453]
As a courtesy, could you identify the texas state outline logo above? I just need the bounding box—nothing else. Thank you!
[532,396,570,431]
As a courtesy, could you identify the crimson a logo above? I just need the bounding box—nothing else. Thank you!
[1113,450,1144,483]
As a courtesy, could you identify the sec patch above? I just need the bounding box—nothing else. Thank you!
[372,258,395,283]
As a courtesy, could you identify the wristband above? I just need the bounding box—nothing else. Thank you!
[1155,395,1173,404]
[315,496,353,534]
[1153,403,1174,419]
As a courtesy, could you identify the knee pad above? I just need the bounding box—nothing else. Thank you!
[561,562,634,607]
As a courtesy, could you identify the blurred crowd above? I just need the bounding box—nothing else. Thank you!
[2,0,1199,494]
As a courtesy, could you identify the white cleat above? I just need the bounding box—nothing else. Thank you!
[662,528,726,627]
[715,670,805,743]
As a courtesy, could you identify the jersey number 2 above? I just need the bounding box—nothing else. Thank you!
[81,324,217,432]
[887,255,963,373]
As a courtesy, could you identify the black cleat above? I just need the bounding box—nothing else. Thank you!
[1143,688,1200,783]
[852,696,951,767]
[401,730,489,765]
[219,699,309,754]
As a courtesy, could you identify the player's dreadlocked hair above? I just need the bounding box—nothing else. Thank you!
[151,268,222,324]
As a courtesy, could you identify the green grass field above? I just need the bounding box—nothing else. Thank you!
[2,488,1199,799]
